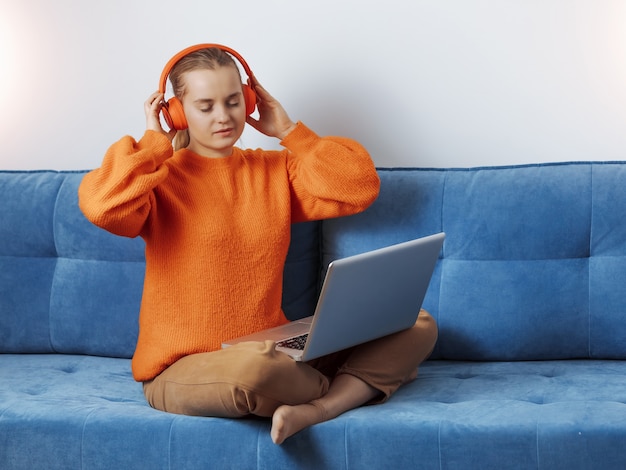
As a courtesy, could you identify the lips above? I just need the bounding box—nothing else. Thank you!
[215,128,234,136]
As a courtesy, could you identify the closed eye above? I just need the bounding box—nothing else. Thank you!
[195,92,242,112]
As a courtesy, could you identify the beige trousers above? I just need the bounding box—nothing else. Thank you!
[143,309,438,418]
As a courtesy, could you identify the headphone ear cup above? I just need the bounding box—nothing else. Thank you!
[242,84,257,115]
[162,97,188,130]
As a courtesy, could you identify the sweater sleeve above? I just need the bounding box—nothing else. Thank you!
[78,131,173,238]
[282,122,380,223]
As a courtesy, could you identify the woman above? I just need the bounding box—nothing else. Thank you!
[79,45,437,444]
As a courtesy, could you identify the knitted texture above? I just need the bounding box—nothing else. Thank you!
[78,122,380,381]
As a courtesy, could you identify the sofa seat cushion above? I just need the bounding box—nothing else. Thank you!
[396,360,626,469]
[2,355,626,469]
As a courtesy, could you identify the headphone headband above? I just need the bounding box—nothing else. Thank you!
[158,43,255,94]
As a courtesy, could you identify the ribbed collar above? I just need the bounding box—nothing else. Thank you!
[171,147,242,172]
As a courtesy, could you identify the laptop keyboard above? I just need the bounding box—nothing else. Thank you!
[276,334,309,350]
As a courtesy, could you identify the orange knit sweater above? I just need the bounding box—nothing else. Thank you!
[78,122,380,382]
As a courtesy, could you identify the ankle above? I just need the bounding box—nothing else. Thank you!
[309,399,329,422]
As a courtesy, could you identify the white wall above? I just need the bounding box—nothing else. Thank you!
[1,0,625,170]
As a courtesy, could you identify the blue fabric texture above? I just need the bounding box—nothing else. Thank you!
[323,163,626,362]
[2,355,626,469]
[2,163,626,469]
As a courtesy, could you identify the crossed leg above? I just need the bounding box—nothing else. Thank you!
[270,309,438,444]
[143,310,438,445]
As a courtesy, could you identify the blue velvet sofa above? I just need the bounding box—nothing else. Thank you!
[2,162,626,469]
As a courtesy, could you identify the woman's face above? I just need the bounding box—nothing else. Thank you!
[181,66,247,158]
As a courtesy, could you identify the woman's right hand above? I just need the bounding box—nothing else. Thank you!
[144,91,177,141]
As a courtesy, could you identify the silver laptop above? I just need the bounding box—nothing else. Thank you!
[222,232,445,361]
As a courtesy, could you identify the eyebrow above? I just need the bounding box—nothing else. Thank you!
[193,92,241,104]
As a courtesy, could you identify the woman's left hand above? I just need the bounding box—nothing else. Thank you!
[246,76,297,140]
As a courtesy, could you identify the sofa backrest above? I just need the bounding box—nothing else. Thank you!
[0,171,321,358]
[323,163,626,361]
[2,163,626,361]
[0,172,144,357]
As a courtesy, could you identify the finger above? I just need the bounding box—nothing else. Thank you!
[145,91,161,107]
[248,74,260,88]
[255,84,273,101]
[145,92,167,134]
[152,93,165,111]
[145,96,163,121]
[250,79,273,101]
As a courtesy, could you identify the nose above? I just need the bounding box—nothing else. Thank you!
[215,105,230,123]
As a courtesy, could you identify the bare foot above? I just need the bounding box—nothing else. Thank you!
[270,374,379,444]
[270,402,325,444]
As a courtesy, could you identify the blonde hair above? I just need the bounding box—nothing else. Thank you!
[168,48,241,150]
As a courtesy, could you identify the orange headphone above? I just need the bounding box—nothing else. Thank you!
[158,43,258,131]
